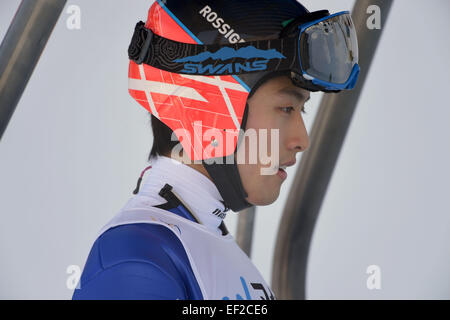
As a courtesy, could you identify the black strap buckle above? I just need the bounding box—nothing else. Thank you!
[128,21,153,65]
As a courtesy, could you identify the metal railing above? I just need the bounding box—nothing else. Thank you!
[271,0,393,299]
[0,0,67,141]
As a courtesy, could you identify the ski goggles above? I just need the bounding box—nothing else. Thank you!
[128,10,359,92]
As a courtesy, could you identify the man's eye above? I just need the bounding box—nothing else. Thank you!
[281,106,295,114]
[280,106,307,115]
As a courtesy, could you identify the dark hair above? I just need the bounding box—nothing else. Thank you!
[148,114,179,161]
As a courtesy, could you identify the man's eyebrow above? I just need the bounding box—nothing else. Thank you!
[277,87,311,103]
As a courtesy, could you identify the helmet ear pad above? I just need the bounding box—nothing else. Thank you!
[240,102,249,132]
[202,147,253,212]
[200,103,253,213]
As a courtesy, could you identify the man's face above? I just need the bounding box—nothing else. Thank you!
[236,75,311,206]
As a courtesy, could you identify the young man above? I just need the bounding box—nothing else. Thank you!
[72,0,359,300]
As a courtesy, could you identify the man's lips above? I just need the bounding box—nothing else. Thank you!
[277,167,288,180]
[279,159,296,169]
[277,159,296,180]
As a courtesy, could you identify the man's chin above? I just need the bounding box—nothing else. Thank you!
[246,189,280,206]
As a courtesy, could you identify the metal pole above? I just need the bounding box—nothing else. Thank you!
[235,206,256,257]
[271,0,393,299]
[0,0,67,141]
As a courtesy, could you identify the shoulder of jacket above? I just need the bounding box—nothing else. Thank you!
[97,223,186,270]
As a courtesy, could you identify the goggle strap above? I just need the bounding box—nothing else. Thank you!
[128,21,299,76]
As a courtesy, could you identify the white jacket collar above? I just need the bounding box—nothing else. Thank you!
[137,155,229,233]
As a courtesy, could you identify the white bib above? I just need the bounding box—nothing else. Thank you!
[97,202,275,300]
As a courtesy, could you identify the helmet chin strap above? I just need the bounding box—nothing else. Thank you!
[202,155,253,212]
[202,103,254,212]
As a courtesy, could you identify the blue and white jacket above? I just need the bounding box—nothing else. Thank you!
[72,155,275,300]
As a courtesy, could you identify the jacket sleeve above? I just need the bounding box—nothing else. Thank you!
[72,223,203,300]
[72,260,186,300]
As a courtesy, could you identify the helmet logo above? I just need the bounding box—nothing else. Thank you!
[199,5,245,44]
[173,46,286,75]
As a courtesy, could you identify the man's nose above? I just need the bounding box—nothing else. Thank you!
[287,111,310,153]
